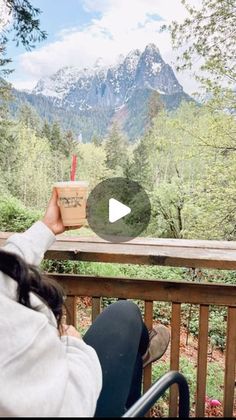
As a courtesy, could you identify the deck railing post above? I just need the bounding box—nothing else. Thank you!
[65,296,77,328]
[195,304,209,417]
[92,297,101,322]
[169,302,181,417]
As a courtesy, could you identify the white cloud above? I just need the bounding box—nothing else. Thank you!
[11,79,38,91]
[12,0,202,93]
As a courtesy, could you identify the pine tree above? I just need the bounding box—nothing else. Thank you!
[132,134,153,188]
[50,121,63,152]
[91,134,103,147]
[18,104,41,134]
[0,118,17,192]
[147,91,164,128]
[105,123,127,172]
[63,130,77,157]
[41,120,51,140]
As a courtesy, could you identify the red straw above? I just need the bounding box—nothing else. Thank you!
[70,155,77,181]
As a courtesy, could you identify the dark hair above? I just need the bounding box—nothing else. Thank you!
[0,249,65,327]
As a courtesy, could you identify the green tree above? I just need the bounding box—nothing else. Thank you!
[0,107,17,192]
[63,130,78,157]
[145,101,236,240]
[0,0,46,131]
[105,123,127,173]
[50,121,63,152]
[41,120,51,140]
[91,134,103,147]
[12,123,52,208]
[18,103,42,134]
[0,0,46,76]
[169,0,236,107]
[132,134,155,189]
[77,143,107,189]
[147,90,164,128]
[150,181,185,238]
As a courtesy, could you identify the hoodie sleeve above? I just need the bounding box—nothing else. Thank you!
[3,221,56,266]
[0,222,58,328]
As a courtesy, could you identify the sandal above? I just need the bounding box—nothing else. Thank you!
[142,325,170,368]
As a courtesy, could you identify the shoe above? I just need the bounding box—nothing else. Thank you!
[142,325,170,368]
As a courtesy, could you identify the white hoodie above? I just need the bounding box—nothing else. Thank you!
[0,221,102,417]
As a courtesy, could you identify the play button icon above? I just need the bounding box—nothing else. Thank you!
[87,177,151,242]
[109,198,131,223]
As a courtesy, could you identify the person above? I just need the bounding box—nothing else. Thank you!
[0,188,170,417]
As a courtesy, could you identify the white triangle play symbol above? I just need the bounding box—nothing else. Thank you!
[109,198,131,223]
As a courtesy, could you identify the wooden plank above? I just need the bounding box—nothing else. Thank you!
[224,307,236,417]
[92,297,101,322]
[196,305,209,418]
[65,296,77,327]
[143,301,153,393]
[51,274,236,307]
[169,303,181,417]
[3,231,236,250]
[2,234,236,269]
[40,245,236,271]
[43,243,236,270]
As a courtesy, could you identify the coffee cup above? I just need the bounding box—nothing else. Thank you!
[54,181,88,227]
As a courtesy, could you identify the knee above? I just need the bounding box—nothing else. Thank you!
[109,300,142,323]
[99,300,143,341]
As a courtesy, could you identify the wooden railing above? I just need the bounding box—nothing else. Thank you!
[1,233,236,417]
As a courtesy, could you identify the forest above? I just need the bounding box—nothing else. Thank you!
[0,0,235,243]
[0,98,236,242]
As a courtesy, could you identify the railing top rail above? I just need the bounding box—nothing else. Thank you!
[54,274,236,306]
[1,233,236,270]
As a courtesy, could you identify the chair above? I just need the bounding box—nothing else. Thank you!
[122,371,190,418]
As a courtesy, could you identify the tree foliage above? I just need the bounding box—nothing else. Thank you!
[169,0,236,106]
[0,70,236,243]
[0,0,46,72]
[131,101,236,239]
[105,123,128,174]
[0,0,46,107]
[12,123,52,207]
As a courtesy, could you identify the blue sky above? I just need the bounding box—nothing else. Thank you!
[2,0,201,94]
[8,0,101,50]
[6,0,101,82]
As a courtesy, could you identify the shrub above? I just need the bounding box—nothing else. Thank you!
[0,195,41,232]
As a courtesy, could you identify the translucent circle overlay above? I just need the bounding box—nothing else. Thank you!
[87,177,151,243]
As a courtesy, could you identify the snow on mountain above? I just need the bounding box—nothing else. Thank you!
[32,44,183,107]
[14,44,192,141]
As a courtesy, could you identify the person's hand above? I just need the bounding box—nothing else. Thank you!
[59,324,82,339]
[42,188,82,235]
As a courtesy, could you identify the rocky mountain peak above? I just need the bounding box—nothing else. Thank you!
[144,43,161,55]
[16,44,191,140]
[32,44,183,104]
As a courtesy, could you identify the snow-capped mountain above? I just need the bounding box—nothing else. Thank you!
[32,44,183,109]
[13,44,191,140]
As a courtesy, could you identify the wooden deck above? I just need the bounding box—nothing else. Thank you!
[1,232,236,417]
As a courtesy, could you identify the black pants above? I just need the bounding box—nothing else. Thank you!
[83,300,149,417]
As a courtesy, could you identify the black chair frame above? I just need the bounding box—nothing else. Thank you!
[122,371,190,418]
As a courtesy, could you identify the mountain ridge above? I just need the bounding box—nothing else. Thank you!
[13,43,192,141]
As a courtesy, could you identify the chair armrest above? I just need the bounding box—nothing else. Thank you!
[122,371,189,418]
